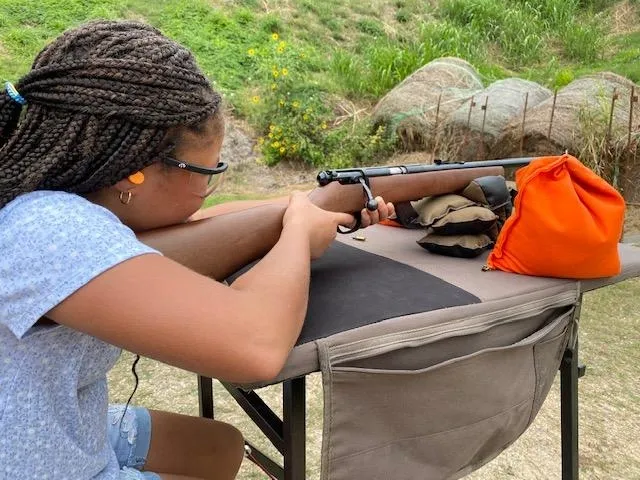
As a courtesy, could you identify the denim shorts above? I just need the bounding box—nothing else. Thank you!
[108,404,161,480]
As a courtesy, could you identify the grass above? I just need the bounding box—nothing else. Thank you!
[108,277,640,479]
[2,0,640,168]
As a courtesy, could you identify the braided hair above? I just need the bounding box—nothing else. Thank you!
[0,20,222,208]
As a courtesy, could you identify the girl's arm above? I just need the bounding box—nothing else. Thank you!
[139,188,393,281]
[188,195,289,221]
[139,203,288,281]
[47,194,355,384]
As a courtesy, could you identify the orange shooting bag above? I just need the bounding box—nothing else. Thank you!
[486,154,625,279]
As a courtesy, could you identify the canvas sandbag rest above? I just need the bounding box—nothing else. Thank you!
[393,175,513,258]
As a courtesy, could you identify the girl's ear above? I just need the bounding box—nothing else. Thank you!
[113,177,136,193]
[114,164,158,193]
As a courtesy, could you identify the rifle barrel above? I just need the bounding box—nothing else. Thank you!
[317,157,534,186]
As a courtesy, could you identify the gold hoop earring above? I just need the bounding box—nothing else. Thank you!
[119,191,132,205]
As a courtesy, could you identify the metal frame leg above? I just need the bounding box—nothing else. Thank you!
[560,298,586,480]
[560,344,579,480]
[198,375,214,419]
[195,377,306,480]
[283,378,306,480]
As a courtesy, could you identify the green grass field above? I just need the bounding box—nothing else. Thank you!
[2,0,640,168]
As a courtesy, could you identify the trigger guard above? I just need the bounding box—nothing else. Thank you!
[337,212,361,234]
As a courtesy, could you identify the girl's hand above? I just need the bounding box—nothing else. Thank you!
[358,196,395,228]
[284,192,395,259]
[283,192,355,259]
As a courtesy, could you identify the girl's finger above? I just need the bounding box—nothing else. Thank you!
[386,202,396,218]
[336,212,356,227]
[375,197,389,220]
[360,209,371,228]
[367,207,380,225]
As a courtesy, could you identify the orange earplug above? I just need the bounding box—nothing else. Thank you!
[128,172,145,185]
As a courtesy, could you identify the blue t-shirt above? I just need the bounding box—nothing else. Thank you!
[0,191,160,479]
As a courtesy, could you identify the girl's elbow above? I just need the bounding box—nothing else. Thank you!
[244,348,290,384]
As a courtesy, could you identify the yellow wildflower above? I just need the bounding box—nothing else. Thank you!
[271,83,277,90]
[321,122,327,129]
[269,125,275,132]
[279,147,286,154]
[251,96,260,104]
[279,100,285,107]
[281,68,288,76]
[272,70,279,78]
[271,33,279,41]
[247,48,256,56]
[302,114,309,122]
[277,46,285,54]
[258,137,265,145]
[292,100,299,108]
[268,132,274,138]
[278,41,287,49]
[272,141,280,148]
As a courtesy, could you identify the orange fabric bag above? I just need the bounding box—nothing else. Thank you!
[486,154,625,279]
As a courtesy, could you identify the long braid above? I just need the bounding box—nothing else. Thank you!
[0,20,221,208]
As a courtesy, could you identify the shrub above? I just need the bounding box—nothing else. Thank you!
[244,33,395,167]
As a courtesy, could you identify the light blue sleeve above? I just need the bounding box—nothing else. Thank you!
[0,191,161,339]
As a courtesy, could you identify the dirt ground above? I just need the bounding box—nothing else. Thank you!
[624,204,640,236]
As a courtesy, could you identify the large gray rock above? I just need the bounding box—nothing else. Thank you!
[372,57,483,151]
[221,118,257,166]
[445,78,552,161]
[492,72,639,159]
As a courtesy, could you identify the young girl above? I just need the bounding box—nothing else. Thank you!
[0,20,393,480]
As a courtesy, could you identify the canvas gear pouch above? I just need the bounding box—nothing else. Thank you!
[486,154,625,279]
[317,288,577,480]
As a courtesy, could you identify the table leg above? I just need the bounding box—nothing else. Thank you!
[283,377,306,480]
[560,297,585,480]
[210,378,307,479]
[198,375,214,419]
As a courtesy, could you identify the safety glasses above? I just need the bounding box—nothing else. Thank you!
[163,157,228,197]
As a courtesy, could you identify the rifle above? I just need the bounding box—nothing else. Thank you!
[312,158,533,223]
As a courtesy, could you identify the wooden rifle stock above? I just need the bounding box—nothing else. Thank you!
[312,165,505,213]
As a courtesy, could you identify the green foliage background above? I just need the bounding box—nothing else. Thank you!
[1,0,639,167]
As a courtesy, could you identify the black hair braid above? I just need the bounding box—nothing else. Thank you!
[0,19,222,208]
[0,91,23,147]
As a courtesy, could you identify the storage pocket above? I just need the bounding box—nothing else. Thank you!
[318,306,574,480]
[530,322,571,420]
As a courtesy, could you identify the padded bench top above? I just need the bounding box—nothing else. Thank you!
[236,225,640,388]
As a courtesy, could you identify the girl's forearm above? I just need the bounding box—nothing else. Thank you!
[230,222,312,354]
[190,195,290,220]
[138,204,287,280]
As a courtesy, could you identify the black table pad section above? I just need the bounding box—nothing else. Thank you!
[296,242,480,345]
[228,242,481,345]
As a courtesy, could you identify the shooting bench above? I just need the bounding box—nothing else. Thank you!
[197,225,640,480]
